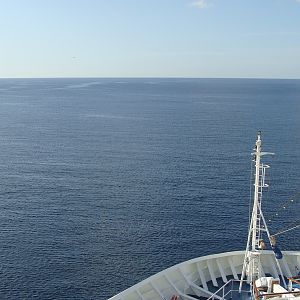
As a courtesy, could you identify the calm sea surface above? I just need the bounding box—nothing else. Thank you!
[0,78,300,299]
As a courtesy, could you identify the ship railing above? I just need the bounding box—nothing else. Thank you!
[288,275,300,287]
[206,279,250,300]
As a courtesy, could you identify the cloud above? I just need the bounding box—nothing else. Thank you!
[190,0,208,9]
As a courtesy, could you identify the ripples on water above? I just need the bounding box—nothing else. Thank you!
[0,78,300,299]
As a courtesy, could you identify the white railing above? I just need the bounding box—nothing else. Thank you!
[206,279,250,300]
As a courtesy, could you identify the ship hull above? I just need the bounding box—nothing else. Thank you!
[108,250,300,300]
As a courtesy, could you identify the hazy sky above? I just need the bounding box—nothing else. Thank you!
[1,0,300,78]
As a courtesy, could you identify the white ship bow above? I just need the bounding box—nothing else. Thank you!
[108,133,300,300]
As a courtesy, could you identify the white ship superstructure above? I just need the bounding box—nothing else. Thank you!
[108,133,300,300]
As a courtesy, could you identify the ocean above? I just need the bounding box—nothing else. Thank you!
[0,78,299,299]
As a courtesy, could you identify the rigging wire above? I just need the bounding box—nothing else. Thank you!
[271,215,300,236]
[273,223,300,237]
[266,191,300,237]
[261,166,300,236]
[267,191,300,223]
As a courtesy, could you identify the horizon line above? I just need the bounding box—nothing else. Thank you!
[0,76,300,80]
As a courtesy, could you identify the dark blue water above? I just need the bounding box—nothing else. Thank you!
[0,78,300,300]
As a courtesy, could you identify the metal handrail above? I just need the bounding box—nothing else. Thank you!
[206,279,249,300]
[288,276,300,285]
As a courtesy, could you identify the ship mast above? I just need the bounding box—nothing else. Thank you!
[252,132,262,253]
[239,132,275,294]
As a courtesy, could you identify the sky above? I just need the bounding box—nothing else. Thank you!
[0,0,300,78]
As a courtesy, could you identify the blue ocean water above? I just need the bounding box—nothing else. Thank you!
[0,78,299,300]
